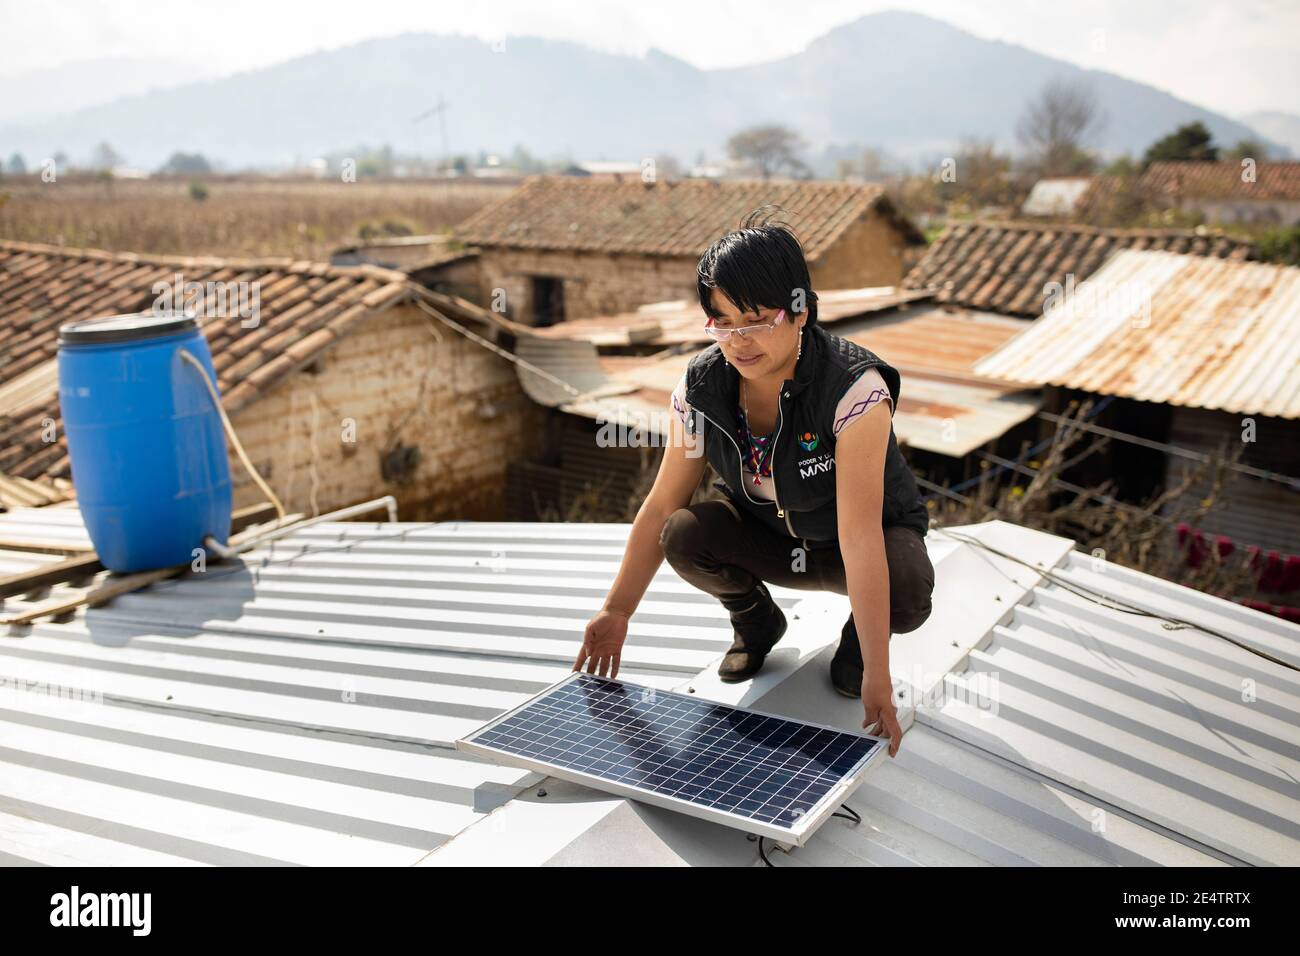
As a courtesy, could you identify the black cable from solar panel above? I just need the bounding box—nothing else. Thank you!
[940,528,1300,673]
[756,804,861,866]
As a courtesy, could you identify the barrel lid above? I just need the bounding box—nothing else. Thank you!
[59,310,199,345]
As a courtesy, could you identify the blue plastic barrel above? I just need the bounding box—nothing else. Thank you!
[58,311,232,573]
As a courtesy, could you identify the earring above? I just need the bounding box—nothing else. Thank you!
[796,326,803,360]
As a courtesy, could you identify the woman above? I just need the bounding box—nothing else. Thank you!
[571,208,935,757]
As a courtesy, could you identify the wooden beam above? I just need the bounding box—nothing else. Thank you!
[0,502,285,613]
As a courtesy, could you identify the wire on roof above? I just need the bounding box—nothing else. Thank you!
[756,803,861,866]
[1035,410,1300,490]
[413,294,586,399]
[940,527,1299,673]
[922,395,1117,502]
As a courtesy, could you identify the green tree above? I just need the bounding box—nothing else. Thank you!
[160,151,213,175]
[1256,226,1300,266]
[1223,138,1269,163]
[1143,122,1219,165]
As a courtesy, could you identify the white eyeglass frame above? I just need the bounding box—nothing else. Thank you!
[704,308,787,341]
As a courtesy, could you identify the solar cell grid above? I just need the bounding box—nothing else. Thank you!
[459,673,885,842]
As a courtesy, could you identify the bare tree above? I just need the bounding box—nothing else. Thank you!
[727,125,808,180]
[936,137,1024,212]
[926,399,1262,605]
[1016,79,1104,177]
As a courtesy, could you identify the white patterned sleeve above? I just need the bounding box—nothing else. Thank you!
[670,372,692,427]
[831,366,893,436]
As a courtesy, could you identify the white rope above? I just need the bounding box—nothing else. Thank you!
[413,296,585,399]
[308,388,321,518]
[179,349,287,524]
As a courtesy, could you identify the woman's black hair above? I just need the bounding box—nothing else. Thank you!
[696,205,819,328]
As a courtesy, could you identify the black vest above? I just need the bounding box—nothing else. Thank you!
[683,322,929,548]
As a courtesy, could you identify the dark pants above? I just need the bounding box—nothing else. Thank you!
[659,498,935,637]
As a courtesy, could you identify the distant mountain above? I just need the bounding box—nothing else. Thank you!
[1240,111,1300,158]
[0,56,212,127]
[0,12,1281,170]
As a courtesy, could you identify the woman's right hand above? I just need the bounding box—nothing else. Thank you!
[572,608,630,678]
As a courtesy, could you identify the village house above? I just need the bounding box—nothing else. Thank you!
[0,240,543,522]
[974,249,1300,615]
[330,235,483,303]
[451,175,926,326]
[895,220,1300,618]
[1019,177,1099,218]
[902,219,1254,317]
[1137,160,1300,225]
[491,284,1040,524]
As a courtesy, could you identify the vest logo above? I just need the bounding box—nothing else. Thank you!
[798,431,819,451]
[799,455,835,478]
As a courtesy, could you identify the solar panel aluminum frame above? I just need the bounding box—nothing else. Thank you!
[456,672,888,847]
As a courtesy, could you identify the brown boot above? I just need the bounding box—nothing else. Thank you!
[717,583,787,683]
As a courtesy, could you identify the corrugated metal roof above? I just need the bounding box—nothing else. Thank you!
[1020,178,1095,217]
[928,545,1300,866]
[0,504,92,553]
[9,511,1295,866]
[974,249,1300,419]
[521,287,934,348]
[424,521,1300,867]
[830,305,1031,379]
[0,513,740,865]
[528,307,1043,457]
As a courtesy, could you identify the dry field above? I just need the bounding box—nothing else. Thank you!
[0,175,515,259]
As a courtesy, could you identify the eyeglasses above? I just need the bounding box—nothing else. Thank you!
[704,308,786,341]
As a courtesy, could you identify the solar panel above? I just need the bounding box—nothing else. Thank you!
[457,672,887,845]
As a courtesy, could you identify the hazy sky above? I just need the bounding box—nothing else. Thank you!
[2,0,1297,117]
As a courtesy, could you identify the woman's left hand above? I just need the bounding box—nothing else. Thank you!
[861,672,903,757]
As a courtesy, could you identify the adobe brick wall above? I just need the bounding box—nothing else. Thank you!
[476,248,700,321]
[474,212,913,324]
[809,211,910,289]
[229,303,546,521]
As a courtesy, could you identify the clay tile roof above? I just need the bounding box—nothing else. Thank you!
[901,220,1255,317]
[1139,160,1300,202]
[453,174,924,259]
[0,239,416,484]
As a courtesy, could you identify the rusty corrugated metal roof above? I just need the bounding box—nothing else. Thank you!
[903,220,1254,317]
[532,308,1042,456]
[974,249,1300,419]
[522,287,934,348]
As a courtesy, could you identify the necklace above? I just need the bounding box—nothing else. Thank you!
[735,325,803,487]
[738,377,776,486]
